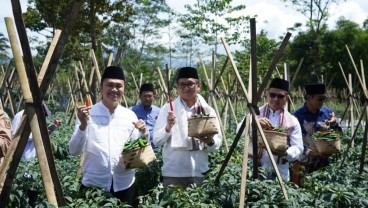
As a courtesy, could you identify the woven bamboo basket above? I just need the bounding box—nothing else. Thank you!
[257,130,288,153]
[313,139,340,156]
[188,116,218,138]
[123,145,156,169]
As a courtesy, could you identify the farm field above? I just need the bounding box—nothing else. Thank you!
[5,108,368,207]
[1,0,368,207]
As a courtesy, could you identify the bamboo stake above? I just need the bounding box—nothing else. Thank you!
[90,49,101,85]
[5,17,57,207]
[107,52,114,67]
[139,73,143,89]
[156,67,168,96]
[359,60,368,174]
[73,64,84,102]
[239,114,251,208]
[349,74,354,147]
[78,62,89,93]
[290,58,304,87]
[218,36,288,200]
[199,56,229,152]
[88,66,96,90]
[338,62,361,121]
[221,77,238,124]
[1,2,81,206]
[256,32,292,99]
[130,72,140,94]
[345,45,365,94]
[37,30,61,83]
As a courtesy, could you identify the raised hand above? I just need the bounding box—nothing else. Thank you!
[165,111,176,133]
[77,105,91,131]
[325,112,337,126]
[133,119,148,133]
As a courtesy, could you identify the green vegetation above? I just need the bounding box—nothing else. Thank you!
[313,130,340,141]
[2,0,368,206]
[6,112,368,207]
[123,137,150,153]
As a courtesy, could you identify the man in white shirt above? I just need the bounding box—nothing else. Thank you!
[237,78,303,182]
[153,66,222,187]
[11,104,61,159]
[69,66,148,205]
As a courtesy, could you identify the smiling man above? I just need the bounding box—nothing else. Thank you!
[153,66,222,187]
[293,83,341,176]
[256,78,303,182]
[130,83,161,151]
[69,66,149,205]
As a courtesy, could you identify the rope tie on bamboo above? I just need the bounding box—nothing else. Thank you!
[1,90,6,96]
[25,102,44,109]
[247,103,260,115]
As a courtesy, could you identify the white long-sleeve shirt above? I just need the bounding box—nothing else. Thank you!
[69,101,148,192]
[153,95,222,178]
[11,110,36,159]
[237,109,303,182]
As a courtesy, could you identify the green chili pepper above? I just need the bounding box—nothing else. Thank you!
[139,137,148,147]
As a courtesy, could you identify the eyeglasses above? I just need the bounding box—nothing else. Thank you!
[269,92,286,99]
[178,82,198,89]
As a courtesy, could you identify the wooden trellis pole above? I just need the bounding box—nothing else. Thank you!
[221,76,238,124]
[0,66,17,116]
[216,33,289,200]
[0,1,82,206]
[340,57,368,173]
[239,114,251,207]
[348,74,355,147]
[4,16,58,207]
[199,55,229,152]
[338,62,362,125]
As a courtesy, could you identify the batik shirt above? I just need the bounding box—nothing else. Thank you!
[293,104,339,135]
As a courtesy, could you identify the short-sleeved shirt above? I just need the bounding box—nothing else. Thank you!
[130,103,160,149]
[293,104,336,135]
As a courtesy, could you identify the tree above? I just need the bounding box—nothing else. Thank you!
[280,0,345,77]
[280,0,345,33]
[23,0,134,52]
[234,31,280,85]
[179,0,250,56]
[286,17,368,89]
[0,33,10,64]
[102,0,172,80]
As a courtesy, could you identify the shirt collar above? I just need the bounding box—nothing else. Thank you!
[302,103,322,114]
[269,108,282,115]
[139,103,152,111]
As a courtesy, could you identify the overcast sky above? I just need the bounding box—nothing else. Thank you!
[166,0,368,39]
[0,0,367,47]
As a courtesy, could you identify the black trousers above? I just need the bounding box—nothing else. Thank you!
[80,182,135,206]
[110,182,135,206]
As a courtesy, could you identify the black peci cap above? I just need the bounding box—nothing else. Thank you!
[176,67,199,80]
[269,78,289,93]
[101,66,125,82]
[140,83,155,94]
[305,83,326,95]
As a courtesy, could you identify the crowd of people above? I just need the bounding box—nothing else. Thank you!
[0,65,342,206]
